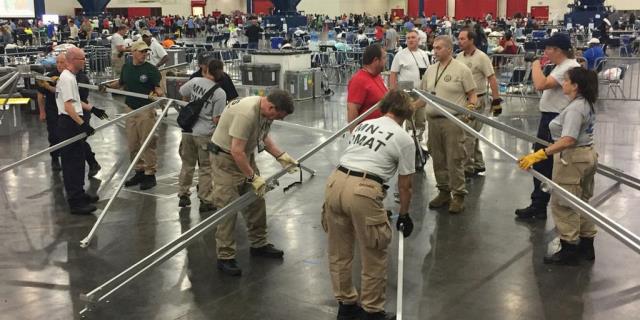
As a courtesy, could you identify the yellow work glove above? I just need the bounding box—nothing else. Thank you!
[463,103,476,123]
[518,149,547,170]
[250,174,267,198]
[276,152,299,174]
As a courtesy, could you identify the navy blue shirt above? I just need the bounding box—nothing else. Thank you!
[583,46,605,70]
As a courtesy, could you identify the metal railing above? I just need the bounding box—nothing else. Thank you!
[489,53,640,101]
[413,89,640,256]
[77,100,382,315]
[417,90,640,192]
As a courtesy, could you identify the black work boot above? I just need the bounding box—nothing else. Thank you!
[578,237,595,261]
[139,174,157,190]
[217,259,242,276]
[178,195,191,207]
[250,243,284,259]
[70,203,97,215]
[543,240,579,266]
[515,205,547,220]
[360,310,396,320]
[124,170,145,187]
[51,158,62,171]
[82,193,99,203]
[337,302,363,320]
[88,162,101,178]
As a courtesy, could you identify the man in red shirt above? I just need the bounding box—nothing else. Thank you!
[347,44,388,127]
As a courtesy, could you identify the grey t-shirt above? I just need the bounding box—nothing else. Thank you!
[385,28,398,51]
[179,77,227,136]
[539,58,580,113]
[549,97,595,146]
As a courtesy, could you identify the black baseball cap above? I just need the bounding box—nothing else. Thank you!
[197,52,214,65]
[542,33,572,50]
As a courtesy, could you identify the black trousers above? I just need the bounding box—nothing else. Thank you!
[57,115,86,207]
[48,111,97,166]
[82,113,98,167]
[530,112,558,209]
[45,108,60,160]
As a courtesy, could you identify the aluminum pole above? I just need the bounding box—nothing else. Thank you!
[80,101,174,248]
[396,228,405,320]
[31,74,188,107]
[412,89,640,191]
[97,63,189,86]
[0,72,19,93]
[413,90,640,255]
[0,71,18,87]
[0,101,161,174]
[0,72,22,125]
[78,101,382,314]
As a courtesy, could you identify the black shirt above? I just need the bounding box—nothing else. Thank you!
[76,70,91,103]
[245,24,262,43]
[37,69,61,113]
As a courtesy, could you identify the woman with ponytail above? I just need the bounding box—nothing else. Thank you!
[518,67,599,266]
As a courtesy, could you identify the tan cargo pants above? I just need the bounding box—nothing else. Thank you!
[322,170,392,313]
[125,107,157,175]
[551,146,598,242]
[112,54,124,77]
[427,116,468,196]
[159,70,168,96]
[464,97,487,172]
[405,106,427,133]
[210,152,268,259]
[178,134,213,203]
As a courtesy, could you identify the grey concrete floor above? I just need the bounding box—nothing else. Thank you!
[0,85,639,320]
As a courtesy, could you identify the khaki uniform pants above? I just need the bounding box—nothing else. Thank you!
[464,97,487,172]
[405,106,427,134]
[551,147,598,242]
[178,134,213,203]
[112,54,124,77]
[210,152,268,259]
[427,116,468,196]
[322,170,392,313]
[125,107,157,175]
[159,70,168,96]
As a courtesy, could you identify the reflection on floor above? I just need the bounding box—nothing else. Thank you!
[0,86,639,320]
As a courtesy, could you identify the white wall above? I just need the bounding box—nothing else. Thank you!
[44,0,75,16]
[298,0,396,16]
[40,0,640,21]
[608,0,640,11]
[297,0,342,16]
[43,0,245,17]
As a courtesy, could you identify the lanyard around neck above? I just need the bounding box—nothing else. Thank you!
[434,60,451,89]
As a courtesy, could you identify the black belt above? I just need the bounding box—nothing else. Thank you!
[337,166,384,185]
[59,114,83,119]
[207,142,231,155]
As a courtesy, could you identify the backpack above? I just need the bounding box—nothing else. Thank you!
[177,84,220,132]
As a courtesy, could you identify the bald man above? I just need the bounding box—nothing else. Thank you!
[55,47,107,215]
[37,54,67,171]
